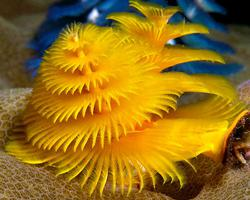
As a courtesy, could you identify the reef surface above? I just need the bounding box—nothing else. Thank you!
[0,1,249,199]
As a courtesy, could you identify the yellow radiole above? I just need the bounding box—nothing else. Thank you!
[5,0,247,196]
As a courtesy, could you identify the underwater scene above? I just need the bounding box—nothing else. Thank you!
[0,0,249,199]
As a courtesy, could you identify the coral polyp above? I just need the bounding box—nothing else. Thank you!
[5,0,247,196]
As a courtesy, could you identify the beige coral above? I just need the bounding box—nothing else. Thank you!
[0,89,249,200]
[0,0,56,89]
[0,89,31,149]
[238,80,250,105]
[0,151,174,200]
[0,1,250,199]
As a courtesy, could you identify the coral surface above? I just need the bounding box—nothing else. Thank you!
[4,1,248,197]
[0,89,249,199]
[0,0,54,89]
[0,0,249,199]
[238,80,250,105]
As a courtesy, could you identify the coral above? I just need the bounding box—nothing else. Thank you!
[0,89,249,200]
[0,89,31,149]
[0,18,31,88]
[0,152,173,200]
[0,0,54,88]
[194,164,249,200]
[4,1,247,196]
[238,80,250,105]
[0,0,54,19]
[155,155,249,200]
[0,1,249,199]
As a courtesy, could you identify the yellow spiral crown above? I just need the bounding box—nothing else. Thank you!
[6,0,246,196]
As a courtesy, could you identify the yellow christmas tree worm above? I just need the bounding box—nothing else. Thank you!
[5,0,247,196]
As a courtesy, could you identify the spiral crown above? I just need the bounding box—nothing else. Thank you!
[5,0,246,196]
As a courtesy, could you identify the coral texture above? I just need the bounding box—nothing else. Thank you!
[0,0,249,199]
[0,89,249,200]
[0,89,31,149]
[4,1,247,196]
[0,18,31,88]
[238,80,250,105]
[0,0,55,89]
